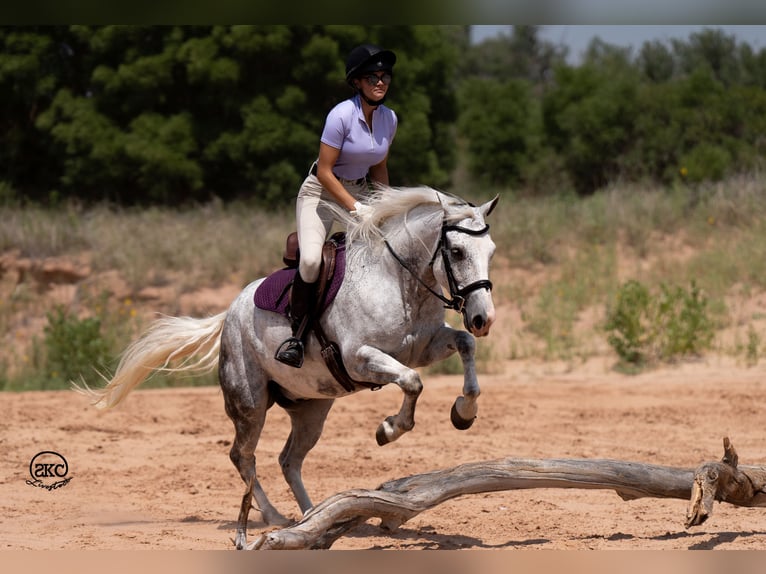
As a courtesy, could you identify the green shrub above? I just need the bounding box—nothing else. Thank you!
[654,281,715,359]
[605,279,715,368]
[43,306,112,388]
[680,143,732,183]
[604,280,652,366]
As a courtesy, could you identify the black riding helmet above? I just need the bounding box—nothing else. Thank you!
[345,44,396,106]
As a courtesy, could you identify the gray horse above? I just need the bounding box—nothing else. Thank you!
[77,186,498,549]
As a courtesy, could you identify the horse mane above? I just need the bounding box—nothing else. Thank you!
[323,185,477,253]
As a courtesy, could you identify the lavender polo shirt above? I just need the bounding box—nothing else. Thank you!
[320,94,397,181]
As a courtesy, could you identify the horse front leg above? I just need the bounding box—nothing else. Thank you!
[420,326,480,430]
[353,345,423,446]
[450,330,480,429]
[375,372,422,446]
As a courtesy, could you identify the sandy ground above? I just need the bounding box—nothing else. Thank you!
[3,356,766,551]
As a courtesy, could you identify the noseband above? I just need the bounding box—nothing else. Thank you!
[384,220,493,316]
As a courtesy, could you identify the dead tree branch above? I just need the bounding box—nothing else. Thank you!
[249,437,766,550]
[686,437,766,527]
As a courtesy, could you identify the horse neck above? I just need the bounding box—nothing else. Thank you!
[380,209,442,284]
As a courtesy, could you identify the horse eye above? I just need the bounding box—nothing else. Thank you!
[450,247,464,261]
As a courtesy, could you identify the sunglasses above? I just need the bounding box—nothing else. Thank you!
[362,72,392,86]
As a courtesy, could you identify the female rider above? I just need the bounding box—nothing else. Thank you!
[275,43,398,368]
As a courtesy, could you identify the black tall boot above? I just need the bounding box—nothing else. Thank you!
[274,273,317,368]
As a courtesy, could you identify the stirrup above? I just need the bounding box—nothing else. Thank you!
[275,337,304,368]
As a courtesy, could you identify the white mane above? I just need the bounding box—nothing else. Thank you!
[322,185,478,253]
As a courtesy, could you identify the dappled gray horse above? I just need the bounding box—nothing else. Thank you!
[78,186,498,549]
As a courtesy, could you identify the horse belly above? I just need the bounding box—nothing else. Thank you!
[270,362,357,400]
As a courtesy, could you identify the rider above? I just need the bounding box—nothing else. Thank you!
[274,43,398,368]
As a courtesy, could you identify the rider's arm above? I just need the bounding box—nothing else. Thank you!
[316,142,358,212]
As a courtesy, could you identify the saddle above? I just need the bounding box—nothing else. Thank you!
[256,231,380,392]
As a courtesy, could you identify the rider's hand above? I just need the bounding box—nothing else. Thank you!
[351,201,373,221]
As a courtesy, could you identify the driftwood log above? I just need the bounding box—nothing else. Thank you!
[249,437,766,550]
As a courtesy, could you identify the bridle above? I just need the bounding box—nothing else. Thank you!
[384,219,493,316]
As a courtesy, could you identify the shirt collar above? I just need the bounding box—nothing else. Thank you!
[352,93,380,122]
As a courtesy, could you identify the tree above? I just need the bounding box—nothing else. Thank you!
[3,26,463,206]
[460,25,566,85]
[0,26,79,202]
[457,77,536,187]
[638,40,676,83]
[672,28,742,87]
[542,53,640,194]
[738,43,766,88]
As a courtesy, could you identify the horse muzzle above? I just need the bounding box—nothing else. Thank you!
[463,289,495,337]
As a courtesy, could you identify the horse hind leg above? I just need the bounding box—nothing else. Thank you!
[277,397,335,514]
[219,343,289,549]
[227,409,291,549]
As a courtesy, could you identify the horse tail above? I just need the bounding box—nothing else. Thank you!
[73,311,227,409]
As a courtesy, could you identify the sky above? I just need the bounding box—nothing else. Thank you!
[471,25,766,63]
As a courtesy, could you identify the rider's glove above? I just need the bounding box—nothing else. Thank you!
[351,201,373,221]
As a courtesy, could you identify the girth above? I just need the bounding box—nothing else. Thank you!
[282,231,382,392]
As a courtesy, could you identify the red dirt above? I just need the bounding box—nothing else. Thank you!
[3,357,766,550]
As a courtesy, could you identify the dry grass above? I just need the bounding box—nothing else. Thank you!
[3,174,766,387]
[0,200,294,291]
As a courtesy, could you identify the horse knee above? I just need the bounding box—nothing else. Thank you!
[455,332,476,356]
[401,371,423,396]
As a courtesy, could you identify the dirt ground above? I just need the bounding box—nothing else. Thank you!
[3,355,766,551]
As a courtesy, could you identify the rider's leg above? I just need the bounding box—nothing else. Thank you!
[274,271,318,368]
[275,176,331,368]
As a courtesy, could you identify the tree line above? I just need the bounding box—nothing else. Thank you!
[1,25,764,207]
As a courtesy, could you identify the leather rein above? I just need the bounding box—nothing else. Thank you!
[384,220,493,316]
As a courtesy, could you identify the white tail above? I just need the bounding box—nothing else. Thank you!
[73,311,227,409]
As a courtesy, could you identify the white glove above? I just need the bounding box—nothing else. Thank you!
[351,201,373,220]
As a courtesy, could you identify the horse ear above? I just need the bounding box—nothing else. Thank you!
[480,195,499,217]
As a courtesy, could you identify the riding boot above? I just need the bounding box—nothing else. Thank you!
[274,274,317,368]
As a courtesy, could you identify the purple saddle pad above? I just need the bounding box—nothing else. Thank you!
[254,240,346,317]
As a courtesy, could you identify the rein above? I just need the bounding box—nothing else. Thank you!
[383,220,493,315]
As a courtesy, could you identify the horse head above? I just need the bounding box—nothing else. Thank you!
[432,194,498,337]
[331,186,499,338]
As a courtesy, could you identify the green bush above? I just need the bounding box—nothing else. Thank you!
[654,281,715,358]
[43,306,112,388]
[605,279,715,368]
[604,280,652,365]
[680,143,733,183]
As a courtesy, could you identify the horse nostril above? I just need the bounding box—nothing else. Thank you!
[472,315,485,331]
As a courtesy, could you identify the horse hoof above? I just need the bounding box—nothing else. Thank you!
[234,531,247,550]
[376,416,396,446]
[450,401,476,430]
